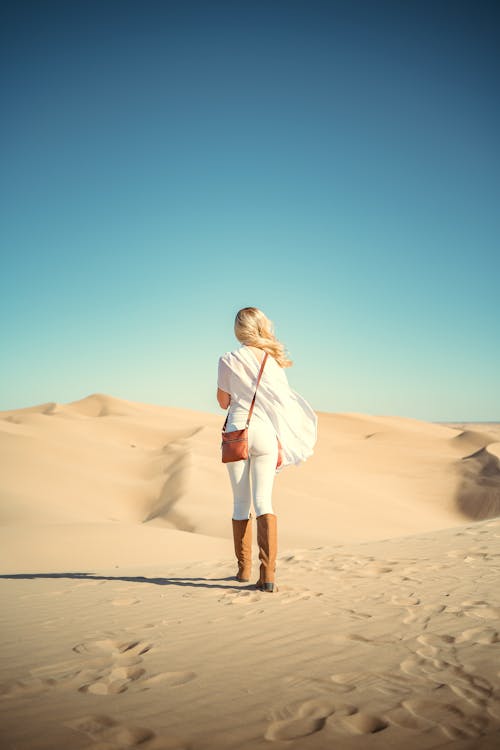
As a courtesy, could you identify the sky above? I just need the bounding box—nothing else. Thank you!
[1,0,499,421]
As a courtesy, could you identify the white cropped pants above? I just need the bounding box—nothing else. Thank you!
[225,405,278,520]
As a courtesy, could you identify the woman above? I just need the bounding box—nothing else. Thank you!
[217,307,317,593]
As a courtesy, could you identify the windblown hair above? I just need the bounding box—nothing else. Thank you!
[234,307,293,368]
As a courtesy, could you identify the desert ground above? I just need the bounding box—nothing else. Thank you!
[1,393,499,749]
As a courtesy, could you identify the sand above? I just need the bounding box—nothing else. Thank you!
[1,393,499,749]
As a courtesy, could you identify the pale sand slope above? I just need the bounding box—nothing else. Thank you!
[1,394,500,748]
[0,519,500,749]
[1,393,500,573]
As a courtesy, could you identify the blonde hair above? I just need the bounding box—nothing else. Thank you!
[234,307,293,368]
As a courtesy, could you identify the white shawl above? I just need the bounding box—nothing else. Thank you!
[217,345,318,471]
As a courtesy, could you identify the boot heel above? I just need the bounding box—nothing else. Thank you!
[262,582,275,592]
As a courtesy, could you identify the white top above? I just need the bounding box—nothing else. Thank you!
[217,345,318,471]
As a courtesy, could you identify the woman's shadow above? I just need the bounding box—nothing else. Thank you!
[0,572,255,590]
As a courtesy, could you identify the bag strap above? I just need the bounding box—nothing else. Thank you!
[222,351,268,431]
[245,352,268,428]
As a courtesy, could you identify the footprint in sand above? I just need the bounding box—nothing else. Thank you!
[464,605,500,621]
[399,644,494,710]
[278,586,324,604]
[218,590,262,605]
[72,636,154,694]
[401,698,489,739]
[242,608,266,617]
[341,608,373,620]
[455,626,500,645]
[400,655,446,683]
[383,705,435,731]
[79,665,146,695]
[0,657,123,699]
[102,725,155,745]
[391,594,421,606]
[415,633,457,660]
[265,698,356,741]
[330,670,413,697]
[110,598,141,606]
[65,714,155,745]
[265,716,327,740]
[330,632,374,645]
[0,677,55,699]
[73,638,153,656]
[416,633,455,648]
[330,712,389,735]
[0,652,143,699]
[139,671,197,689]
[402,603,445,626]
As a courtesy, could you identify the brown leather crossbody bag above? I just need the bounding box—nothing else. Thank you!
[221,353,268,463]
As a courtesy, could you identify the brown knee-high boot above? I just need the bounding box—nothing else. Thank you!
[232,517,253,582]
[255,513,278,593]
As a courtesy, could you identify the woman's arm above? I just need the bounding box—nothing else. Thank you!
[217,387,231,409]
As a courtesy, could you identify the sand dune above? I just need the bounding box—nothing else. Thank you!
[1,394,499,748]
[1,393,500,568]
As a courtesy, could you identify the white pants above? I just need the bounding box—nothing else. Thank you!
[225,405,278,520]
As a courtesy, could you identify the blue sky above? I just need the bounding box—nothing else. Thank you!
[1,0,499,421]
